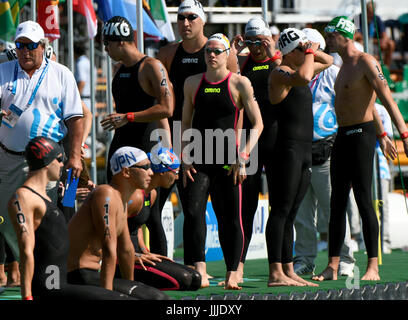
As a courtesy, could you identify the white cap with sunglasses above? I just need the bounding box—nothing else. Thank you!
[110,146,148,176]
[178,0,206,23]
[14,21,45,43]
[206,33,230,55]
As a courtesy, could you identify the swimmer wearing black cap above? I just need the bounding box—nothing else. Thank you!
[8,137,136,300]
[100,16,174,184]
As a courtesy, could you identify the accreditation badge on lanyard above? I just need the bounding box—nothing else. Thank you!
[2,60,49,128]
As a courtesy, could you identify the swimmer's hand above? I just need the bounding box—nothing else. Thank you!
[100,113,127,131]
[228,162,247,185]
[134,252,173,270]
[182,162,196,188]
[379,135,397,160]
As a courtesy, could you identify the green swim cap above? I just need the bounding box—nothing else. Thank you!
[325,16,356,40]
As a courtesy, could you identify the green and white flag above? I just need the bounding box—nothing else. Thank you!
[0,0,29,41]
[149,0,175,42]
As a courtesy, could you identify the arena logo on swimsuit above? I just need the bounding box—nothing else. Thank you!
[205,88,221,93]
[182,58,199,64]
[345,128,363,136]
[278,30,299,48]
[253,65,269,71]
[111,152,137,173]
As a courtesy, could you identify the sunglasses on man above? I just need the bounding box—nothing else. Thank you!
[130,163,151,171]
[205,47,230,56]
[15,42,40,50]
[177,14,199,21]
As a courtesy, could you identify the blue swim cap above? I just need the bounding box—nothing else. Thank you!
[147,147,180,173]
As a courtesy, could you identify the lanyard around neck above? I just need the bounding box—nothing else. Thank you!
[12,58,49,107]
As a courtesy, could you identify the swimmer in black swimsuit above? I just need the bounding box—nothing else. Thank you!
[229,17,281,283]
[267,28,333,287]
[125,146,201,291]
[181,33,263,290]
[8,137,135,300]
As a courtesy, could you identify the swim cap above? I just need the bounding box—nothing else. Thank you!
[302,28,326,51]
[147,146,180,173]
[325,16,356,40]
[110,146,148,176]
[178,0,206,23]
[245,17,272,37]
[25,137,62,171]
[278,28,308,55]
[102,16,134,42]
[207,33,230,54]
[270,25,280,36]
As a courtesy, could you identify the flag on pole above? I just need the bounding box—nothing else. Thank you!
[0,0,29,41]
[37,0,60,41]
[148,0,174,42]
[73,0,98,38]
[94,0,112,22]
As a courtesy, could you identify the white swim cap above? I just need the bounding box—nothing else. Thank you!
[207,33,230,55]
[178,0,206,23]
[270,25,280,36]
[278,28,308,55]
[110,147,148,176]
[302,28,326,51]
[245,17,272,37]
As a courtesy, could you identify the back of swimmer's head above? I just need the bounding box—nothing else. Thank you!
[147,146,180,174]
[110,146,149,176]
[25,136,63,171]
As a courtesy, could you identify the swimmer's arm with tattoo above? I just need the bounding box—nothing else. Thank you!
[100,59,174,131]
[364,56,408,156]
[8,191,37,299]
[92,191,118,290]
[143,59,174,119]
